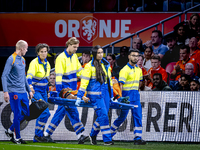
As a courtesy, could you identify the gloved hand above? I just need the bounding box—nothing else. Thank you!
[75,97,81,106]
[118,96,130,104]
[110,97,118,102]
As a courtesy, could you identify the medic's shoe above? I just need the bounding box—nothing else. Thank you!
[89,135,97,145]
[78,135,89,144]
[104,141,114,145]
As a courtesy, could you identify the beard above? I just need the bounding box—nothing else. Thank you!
[131,60,137,64]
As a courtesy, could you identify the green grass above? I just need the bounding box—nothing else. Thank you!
[0,141,200,150]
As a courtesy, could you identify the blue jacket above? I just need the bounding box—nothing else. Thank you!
[77,58,113,99]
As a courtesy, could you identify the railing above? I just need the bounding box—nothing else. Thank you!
[102,3,200,55]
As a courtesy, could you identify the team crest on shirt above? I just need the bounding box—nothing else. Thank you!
[80,16,98,43]
[14,95,18,100]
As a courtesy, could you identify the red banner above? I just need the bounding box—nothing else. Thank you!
[0,13,197,47]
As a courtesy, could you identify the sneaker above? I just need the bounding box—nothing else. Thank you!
[5,129,14,139]
[34,135,48,143]
[89,135,97,145]
[15,139,27,144]
[78,135,89,144]
[5,130,17,144]
[104,141,114,145]
[10,138,18,144]
[134,139,146,145]
[44,135,56,143]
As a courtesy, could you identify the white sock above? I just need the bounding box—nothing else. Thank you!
[8,129,13,133]
[44,132,49,137]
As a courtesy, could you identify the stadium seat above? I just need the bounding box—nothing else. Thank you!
[165,62,176,74]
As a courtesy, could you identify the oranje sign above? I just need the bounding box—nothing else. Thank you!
[0,13,198,47]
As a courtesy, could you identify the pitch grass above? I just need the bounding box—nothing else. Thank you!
[0,141,200,150]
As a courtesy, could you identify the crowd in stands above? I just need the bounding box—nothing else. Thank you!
[1,0,200,12]
[103,13,200,91]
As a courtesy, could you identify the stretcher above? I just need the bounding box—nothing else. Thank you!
[48,91,134,110]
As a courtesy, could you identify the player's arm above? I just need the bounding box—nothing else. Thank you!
[1,57,13,102]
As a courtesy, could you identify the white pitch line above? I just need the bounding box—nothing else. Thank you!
[0,143,94,150]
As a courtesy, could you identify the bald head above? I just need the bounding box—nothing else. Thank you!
[189,37,198,50]
[16,40,28,50]
[15,40,28,56]
[132,37,142,50]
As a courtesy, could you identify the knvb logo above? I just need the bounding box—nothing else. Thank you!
[81,16,98,43]
[54,17,131,42]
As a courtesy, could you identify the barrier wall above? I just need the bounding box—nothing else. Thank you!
[0,91,200,142]
[1,13,198,48]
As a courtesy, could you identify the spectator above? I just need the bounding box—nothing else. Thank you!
[190,78,200,91]
[151,30,168,59]
[49,72,56,91]
[106,54,121,79]
[161,36,181,69]
[185,63,199,81]
[177,74,191,91]
[116,46,129,69]
[187,13,200,38]
[137,55,151,91]
[152,73,172,91]
[145,55,168,89]
[79,50,91,67]
[132,37,144,53]
[139,77,152,91]
[143,46,153,71]
[189,37,200,66]
[171,45,198,80]
[137,54,147,75]
[173,22,188,46]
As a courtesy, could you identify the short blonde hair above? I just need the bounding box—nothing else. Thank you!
[50,72,56,76]
[16,40,27,50]
[66,37,80,47]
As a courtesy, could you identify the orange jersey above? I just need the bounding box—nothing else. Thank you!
[174,58,198,80]
[197,40,200,49]
[190,49,200,65]
[147,66,168,89]
[113,83,122,98]
[49,86,56,91]
[141,67,147,75]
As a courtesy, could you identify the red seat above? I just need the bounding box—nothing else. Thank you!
[165,62,176,74]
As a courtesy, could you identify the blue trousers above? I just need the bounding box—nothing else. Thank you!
[34,91,50,138]
[46,105,84,136]
[111,90,143,140]
[90,83,112,142]
[9,92,29,139]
